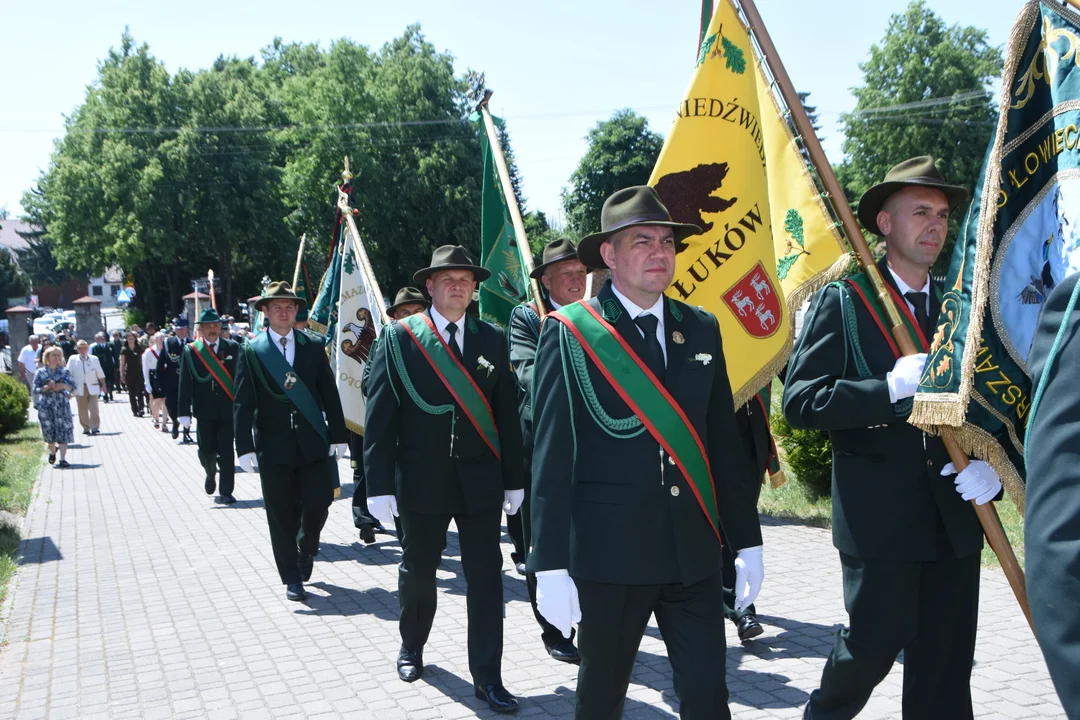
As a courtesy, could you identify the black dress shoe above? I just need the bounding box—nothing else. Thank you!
[737,613,765,642]
[83,428,91,436]
[546,640,581,665]
[48,453,56,465]
[205,475,216,495]
[298,551,313,582]
[171,424,179,439]
[182,431,194,444]
[221,494,237,505]
[474,684,518,713]
[286,583,306,601]
[358,523,376,544]
[515,562,527,576]
[396,646,424,683]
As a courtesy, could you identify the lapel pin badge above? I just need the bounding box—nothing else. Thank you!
[672,331,685,345]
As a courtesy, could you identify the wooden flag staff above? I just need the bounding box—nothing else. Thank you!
[475,90,546,320]
[735,0,1032,629]
[292,234,307,291]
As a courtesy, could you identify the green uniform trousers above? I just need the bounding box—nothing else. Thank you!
[574,572,731,720]
[196,418,234,496]
[398,507,504,686]
[259,457,335,585]
[807,547,980,720]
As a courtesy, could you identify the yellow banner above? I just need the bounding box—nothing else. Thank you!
[650,0,787,406]
[755,65,850,312]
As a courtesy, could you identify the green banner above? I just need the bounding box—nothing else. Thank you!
[911,0,1080,511]
[310,217,343,337]
[294,260,315,309]
[469,112,528,327]
[553,301,720,541]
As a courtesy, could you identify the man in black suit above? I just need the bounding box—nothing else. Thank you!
[233,281,348,602]
[529,187,764,720]
[178,308,240,505]
[507,238,585,665]
[364,246,524,714]
[158,317,193,443]
[351,286,429,543]
[91,332,116,402]
[783,157,1002,720]
[1026,270,1080,720]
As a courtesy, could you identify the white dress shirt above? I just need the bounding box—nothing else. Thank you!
[886,265,931,317]
[610,284,667,365]
[267,328,296,366]
[429,306,466,356]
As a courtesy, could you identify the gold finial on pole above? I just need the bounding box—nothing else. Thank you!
[342,156,353,182]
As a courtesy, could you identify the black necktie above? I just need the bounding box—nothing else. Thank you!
[633,314,665,381]
[446,322,464,362]
[904,291,931,340]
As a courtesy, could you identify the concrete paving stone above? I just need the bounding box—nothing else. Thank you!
[0,401,1067,719]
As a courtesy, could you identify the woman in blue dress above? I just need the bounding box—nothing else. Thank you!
[34,346,75,468]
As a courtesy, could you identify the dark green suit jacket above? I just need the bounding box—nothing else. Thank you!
[782,258,983,561]
[507,300,551,463]
[1025,271,1080,718]
[233,330,347,467]
[91,342,115,375]
[527,282,762,586]
[178,338,239,421]
[363,310,524,515]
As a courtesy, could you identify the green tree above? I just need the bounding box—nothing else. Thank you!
[523,210,558,258]
[838,0,1001,269]
[0,251,30,302]
[562,110,663,237]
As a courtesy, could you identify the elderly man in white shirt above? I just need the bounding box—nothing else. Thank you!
[18,335,40,392]
[67,340,107,435]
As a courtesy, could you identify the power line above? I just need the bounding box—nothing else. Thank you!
[848,89,992,116]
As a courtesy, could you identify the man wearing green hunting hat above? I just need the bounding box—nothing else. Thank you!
[233,281,349,602]
[363,246,525,712]
[178,307,240,505]
[350,286,429,543]
[507,237,586,665]
[529,186,764,719]
[783,156,1000,719]
[158,315,193,443]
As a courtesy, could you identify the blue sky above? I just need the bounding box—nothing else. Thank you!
[0,0,1024,225]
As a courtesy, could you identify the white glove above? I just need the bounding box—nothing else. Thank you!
[733,546,764,612]
[178,417,191,429]
[367,494,399,529]
[145,384,152,394]
[329,442,349,458]
[943,460,1002,505]
[503,489,525,516]
[238,452,259,474]
[535,569,581,638]
[886,353,927,402]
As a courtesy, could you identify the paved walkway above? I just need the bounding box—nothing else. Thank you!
[0,400,1065,719]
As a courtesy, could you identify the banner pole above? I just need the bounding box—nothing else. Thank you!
[736,0,1032,629]
[292,234,307,290]
[337,189,389,324]
[476,91,546,320]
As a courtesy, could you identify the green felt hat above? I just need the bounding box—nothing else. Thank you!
[530,238,581,280]
[197,308,221,325]
[386,287,429,316]
[254,281,306,312]
[412,245,490,285]
[577,186,702,270]
[857,156,969,236]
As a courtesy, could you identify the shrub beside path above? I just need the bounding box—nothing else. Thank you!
[0,400,1065,719]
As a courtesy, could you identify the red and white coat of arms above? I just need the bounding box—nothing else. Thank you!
[722,262,781,338]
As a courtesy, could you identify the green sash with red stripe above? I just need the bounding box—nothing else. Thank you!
[398,314,501,459]
[843,272,941,358]
[190,339,234,399]
[552,301,721,542]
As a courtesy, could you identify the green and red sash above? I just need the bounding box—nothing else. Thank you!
[552,301,721,542]
[843,272,940,359]
[398,314,501,459]
[191,339,234,400]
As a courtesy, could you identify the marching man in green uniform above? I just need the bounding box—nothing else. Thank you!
[233,282,349,602]
[1026,270,1080,720]
[507,238,585,665]
[783,157,1002,719]
[529,186,765,720]
[178,308,240,505]
[363,246,525,713]
[350,286,429,543]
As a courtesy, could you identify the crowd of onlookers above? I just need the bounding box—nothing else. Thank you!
[15,316,249,467]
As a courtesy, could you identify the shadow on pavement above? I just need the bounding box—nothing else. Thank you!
[17,536,62,565]
[318,541,401,567]
[295,581,399,620]
[210,499,264,510]
[55,463,101,470]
